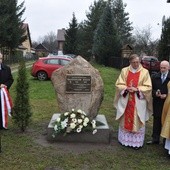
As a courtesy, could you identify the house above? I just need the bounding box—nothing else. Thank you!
[121,44,133,68]
[121,44,133,58]
[35,43,49,57]
[56,28,66,53]
[18,23,34,58]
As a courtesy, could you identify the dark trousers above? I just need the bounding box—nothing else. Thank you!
[0,135,1,152]
[0,113,2,129]
[0,96,2,129]
[152,116,162,142]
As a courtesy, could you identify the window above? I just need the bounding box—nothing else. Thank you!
[46,59,59,64]
[60,59,70,66]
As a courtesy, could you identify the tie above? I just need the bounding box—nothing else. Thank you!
[162,74,166,83]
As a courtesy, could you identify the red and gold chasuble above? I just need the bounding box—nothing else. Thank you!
[124,71,140,131]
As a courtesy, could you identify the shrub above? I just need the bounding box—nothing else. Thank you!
[12,60,32,131]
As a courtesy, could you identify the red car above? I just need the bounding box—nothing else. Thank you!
[141,56,160,72]
[31,56,71,80]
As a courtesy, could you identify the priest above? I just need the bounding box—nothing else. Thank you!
[114,54,152,150]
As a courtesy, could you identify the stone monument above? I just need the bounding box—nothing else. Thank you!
[47,56,110,143]
[51,55,104,120]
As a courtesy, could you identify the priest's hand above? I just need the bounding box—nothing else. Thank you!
[127,86,138,93]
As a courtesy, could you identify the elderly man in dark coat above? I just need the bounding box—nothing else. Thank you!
[147,60,170,145]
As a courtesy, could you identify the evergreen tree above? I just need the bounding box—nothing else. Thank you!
[158,16,170,61]
[77,0,106,60]
[112,0,133,45]
[63,13,78,54]
[0,0,26,54]
[92,2,121,66]
[13,60,32,132]
[76,22,88,58]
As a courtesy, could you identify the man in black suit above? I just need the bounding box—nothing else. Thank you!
[0,52,14,153]
[147,60,170,145]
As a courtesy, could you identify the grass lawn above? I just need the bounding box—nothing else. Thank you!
[0,63,170,170]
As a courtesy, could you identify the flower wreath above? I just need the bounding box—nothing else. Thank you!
[52,109,97,137]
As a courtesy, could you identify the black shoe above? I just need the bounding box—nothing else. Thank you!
[133,146,142,150]
[163,138,166,146]
[146,140,159,145]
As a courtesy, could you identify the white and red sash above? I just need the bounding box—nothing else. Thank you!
[0,87,13,129]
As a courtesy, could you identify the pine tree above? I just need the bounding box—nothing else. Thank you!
[112,0,133,45]
[77,0,106,60]
[92,2,121,66]
[13,60,32,132]
[76,22,87,58]
[158,16,170,61]
[63,13,78,54]
[0,0,26,53]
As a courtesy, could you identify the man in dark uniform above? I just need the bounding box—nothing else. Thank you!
[147,60,170,144]
[0,52,14,152]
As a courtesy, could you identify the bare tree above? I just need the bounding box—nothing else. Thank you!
[132,25,159,57]
[31,41,38,48]
[37,31,58,53]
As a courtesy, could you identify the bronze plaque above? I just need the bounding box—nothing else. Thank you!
[66,74,91,93]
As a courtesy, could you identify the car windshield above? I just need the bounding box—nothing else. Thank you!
[142,56,158,61]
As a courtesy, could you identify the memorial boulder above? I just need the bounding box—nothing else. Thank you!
[51,55,104,120]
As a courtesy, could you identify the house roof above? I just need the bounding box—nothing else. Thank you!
[22,23,28,30]
[35,43,49,52]
[57,29,66,41]
[122,44,133,50]
[22,23,32,47]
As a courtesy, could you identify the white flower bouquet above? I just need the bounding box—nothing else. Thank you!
[52,109,97,137]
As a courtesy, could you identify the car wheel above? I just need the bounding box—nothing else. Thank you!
[37,71,48,81]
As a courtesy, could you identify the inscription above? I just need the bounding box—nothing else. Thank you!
[66,75,91,93]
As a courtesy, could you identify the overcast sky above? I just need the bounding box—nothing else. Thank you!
[18,0,170,42]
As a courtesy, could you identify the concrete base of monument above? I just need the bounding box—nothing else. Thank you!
[47,113,110,144]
